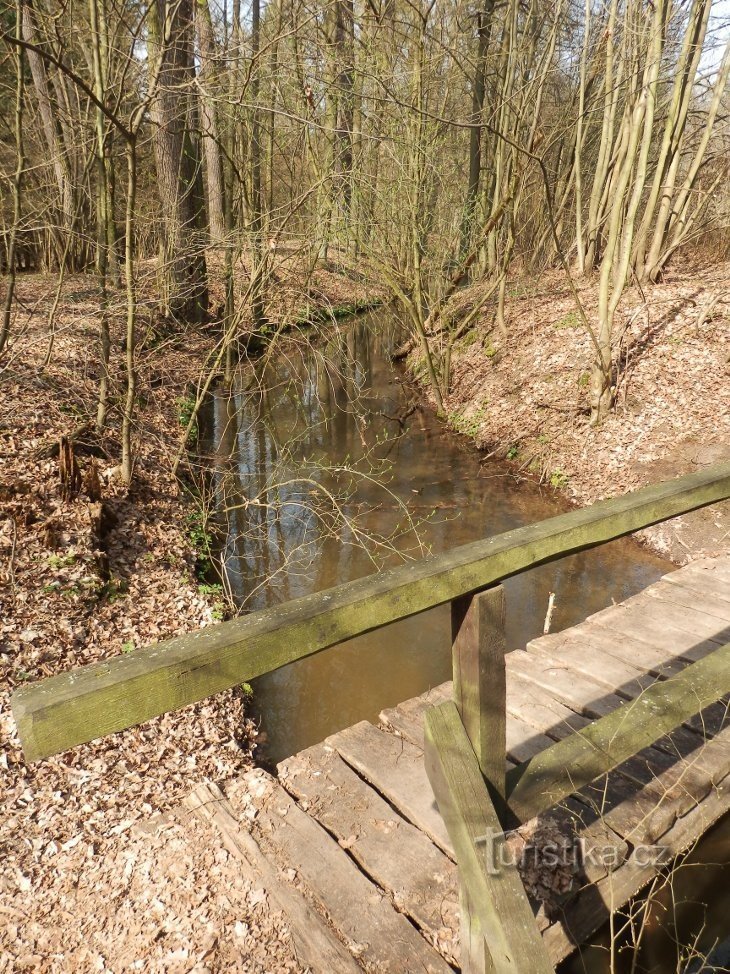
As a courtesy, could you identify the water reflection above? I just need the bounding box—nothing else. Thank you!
[201,310,670,764]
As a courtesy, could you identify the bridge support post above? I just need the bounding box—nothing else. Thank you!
[450,585,508,973]
[451,585,507,798]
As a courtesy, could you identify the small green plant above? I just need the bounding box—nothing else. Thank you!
[177,395,198,444]
[578,372,590,388]
[121,640,135,654]
[186,509,214,579]
[506,445,519,460]
[198,581,223,598]
[484,341,498,359]
[554,311,581,330]
[550,469,569,489]
[47,553,78,569]
[450,405,487,438]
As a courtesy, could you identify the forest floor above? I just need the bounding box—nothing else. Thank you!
[2,251,729,972]
[0,254,375,973]
[428,257,730,562]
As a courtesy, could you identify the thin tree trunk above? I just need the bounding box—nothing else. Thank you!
[196,0,226,246]
[0,0,25,355]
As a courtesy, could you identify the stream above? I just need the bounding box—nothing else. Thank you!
[201,308,729,972]
[201,309,669,762]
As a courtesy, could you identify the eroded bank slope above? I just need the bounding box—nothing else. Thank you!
[421,259,730,562]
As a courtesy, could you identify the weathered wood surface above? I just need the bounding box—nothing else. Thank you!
[192,556,729,972]
[330,719,453,855]
[13,462,730,761]
[184,781,363,973]
[425,701,555,974]
[227,769,453,973]
[278,742,460,964]
[452,586,507,795]
[505,643,730,823]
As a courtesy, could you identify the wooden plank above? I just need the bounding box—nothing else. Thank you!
[13,466,730,760]
[543,770,730,964]
[506,669,592,741]
[379,684,451,748]
[278,742,460,965]
[537,623,693,678]
[230,769,452,973]
[507,650,626,719]
[529,626,687,685]
[663,566,730,606]
[646,580,730,622]
[588,600,730,662]
[331,720,454,856]
[522,640,725,792]
[424,700,555,974]
[380,683,553,764]
[505,656,721,841]
[508,648,719,772]
[506,643,730,823]
[379,681,629,882]
[452,586,506,796]
[183,781,363,974]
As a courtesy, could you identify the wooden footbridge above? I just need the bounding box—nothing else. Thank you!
[12,463,730,971]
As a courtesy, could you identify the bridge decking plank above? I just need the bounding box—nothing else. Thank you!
[647,581,730,621]
[330,720,454,856]
[227,769,453,973]
[180,556,730,971]
[278,742,461,965]
[184,781,364,974]
[380,684,554,764]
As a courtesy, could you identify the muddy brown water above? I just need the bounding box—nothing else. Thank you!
[201,310,670,761]
[202,309,729,970]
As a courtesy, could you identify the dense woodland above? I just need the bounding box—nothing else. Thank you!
[2,4,730,969]
[0,0,728,471]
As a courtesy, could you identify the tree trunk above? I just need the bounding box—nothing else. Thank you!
[0,0,25,355]
[148,0,208,323]
[196,0,226,247]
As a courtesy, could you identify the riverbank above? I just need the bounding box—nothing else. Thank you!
[0,258,376,971]
[420,258,730,563]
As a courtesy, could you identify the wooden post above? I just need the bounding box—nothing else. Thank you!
[451,585,507,974]
[451,585,506,798]
[425,701,555,974]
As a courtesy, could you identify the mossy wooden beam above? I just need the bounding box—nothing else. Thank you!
[12,461,730,761]
[424,700,555,974]
[506,642,730,824]
[452,586,507,798]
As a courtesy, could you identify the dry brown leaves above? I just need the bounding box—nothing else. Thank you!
[432,259,730,559]
[0,267,340,972]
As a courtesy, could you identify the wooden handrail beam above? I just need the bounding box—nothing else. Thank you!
[506,641,730,824]
[11,461,730,761]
